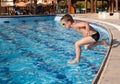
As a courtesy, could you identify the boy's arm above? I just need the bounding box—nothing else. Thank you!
[84,22,90,37]
[77,22,90,37]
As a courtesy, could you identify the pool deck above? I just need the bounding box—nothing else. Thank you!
[73,15,120,84]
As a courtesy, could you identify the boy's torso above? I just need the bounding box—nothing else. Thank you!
[74,22,97,37]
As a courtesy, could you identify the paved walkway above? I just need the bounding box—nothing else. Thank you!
[73,16,120,84]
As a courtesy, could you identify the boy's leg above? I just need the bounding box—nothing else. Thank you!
[101,39,110,48]
[87,39,110,49]
[68,36,96,64]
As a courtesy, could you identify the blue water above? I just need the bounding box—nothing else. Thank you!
[0,16,110,84]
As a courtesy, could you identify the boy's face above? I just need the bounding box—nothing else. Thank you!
[61,19,71,29]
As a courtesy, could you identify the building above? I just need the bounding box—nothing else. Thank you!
[0,0,119,15]
[67,0,119,13]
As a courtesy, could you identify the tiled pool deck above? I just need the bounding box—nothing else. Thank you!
[73,15,120,84]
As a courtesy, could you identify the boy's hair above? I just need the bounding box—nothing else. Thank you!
[61,14,74,23]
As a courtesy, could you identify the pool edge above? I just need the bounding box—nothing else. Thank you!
[92,27,113,84]
[0,15,56,18]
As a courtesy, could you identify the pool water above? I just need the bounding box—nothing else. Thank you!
[0,16,110,84]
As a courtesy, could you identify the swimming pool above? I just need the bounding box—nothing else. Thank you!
[0,16,110,84]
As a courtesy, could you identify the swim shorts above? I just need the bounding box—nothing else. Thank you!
[91,32,100,42]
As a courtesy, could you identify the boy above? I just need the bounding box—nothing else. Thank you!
[60,14,110,64]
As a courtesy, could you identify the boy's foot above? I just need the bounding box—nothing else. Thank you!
[68,59,79,64]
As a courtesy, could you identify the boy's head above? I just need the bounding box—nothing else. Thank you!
[61,14,74,28]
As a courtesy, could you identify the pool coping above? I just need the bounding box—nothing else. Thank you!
[90,22,113,84]
[0,15,56,18]
[73,17,120,84]
[91,19,120,84]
